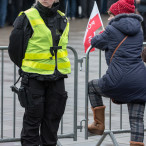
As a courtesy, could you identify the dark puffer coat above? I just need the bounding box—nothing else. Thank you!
[91,13,146,103]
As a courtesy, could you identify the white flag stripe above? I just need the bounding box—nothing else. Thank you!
[90,1,100,20]
[90,1,104,31]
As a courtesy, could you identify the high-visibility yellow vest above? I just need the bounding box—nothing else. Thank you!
[20,8,71,75]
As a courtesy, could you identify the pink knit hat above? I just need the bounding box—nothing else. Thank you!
[109,0,135,16]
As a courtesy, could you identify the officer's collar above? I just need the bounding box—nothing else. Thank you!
[35,1,60,17]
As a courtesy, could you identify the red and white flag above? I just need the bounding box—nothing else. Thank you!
[83,1,103,53]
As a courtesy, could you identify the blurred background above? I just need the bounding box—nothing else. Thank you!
[0,0,109,28]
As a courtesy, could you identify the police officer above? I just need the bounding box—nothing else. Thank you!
[8,0,71,145]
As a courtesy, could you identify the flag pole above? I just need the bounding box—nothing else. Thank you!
[65,0,68,17]
[93,1,104,78]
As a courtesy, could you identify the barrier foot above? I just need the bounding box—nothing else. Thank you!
[96,133,107,146]
[109,131,119,146]
[57,140,63,146]
[96,130,119,146]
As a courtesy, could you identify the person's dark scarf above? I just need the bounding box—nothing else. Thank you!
[34,1,60,17]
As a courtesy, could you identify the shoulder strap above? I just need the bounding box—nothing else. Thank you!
[110,35,128,63]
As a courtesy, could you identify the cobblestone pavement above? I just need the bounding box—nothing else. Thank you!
[0,14,146,146]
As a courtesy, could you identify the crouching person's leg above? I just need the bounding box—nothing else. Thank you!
[88,79,106,135]
[128,103,145,146]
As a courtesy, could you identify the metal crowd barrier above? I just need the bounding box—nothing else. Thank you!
[0,46,79,145]
[84,42,146,146]
[1,43,146,145]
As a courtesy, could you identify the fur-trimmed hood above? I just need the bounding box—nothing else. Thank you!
[108,13,143,35]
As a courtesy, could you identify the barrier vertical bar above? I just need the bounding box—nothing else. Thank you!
[85,48,102,139]
[99,50,101,78]
[109,100,112,130]
[120,105,122,129]
[85,47,92,139]
[73,48,78,141]
[1,50,4,138]
[67,46,78,141]
[13,65,16,138]
[61,118,63,134]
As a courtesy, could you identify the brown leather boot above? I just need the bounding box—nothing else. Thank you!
[88,106,106,135]
[130,141,144,146]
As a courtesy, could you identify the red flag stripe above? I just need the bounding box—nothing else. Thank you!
[83,2,103,53]
[87,14,102,32]
[84,15,102,52]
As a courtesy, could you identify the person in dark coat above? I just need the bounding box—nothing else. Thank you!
[0,0,8,28]
[7,0,23,26]
[107,0,118,9]
[88,0,146,145]
[78,0,96,18]
[59,0,65,13]
[64,0,77,19]
[136,0,146,41]
[22,0,35,11]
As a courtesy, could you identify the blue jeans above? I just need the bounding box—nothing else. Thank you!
[0,0,8,27]
[64,0,76,17]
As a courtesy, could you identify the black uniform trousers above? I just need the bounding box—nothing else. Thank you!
[21,78,68,146]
